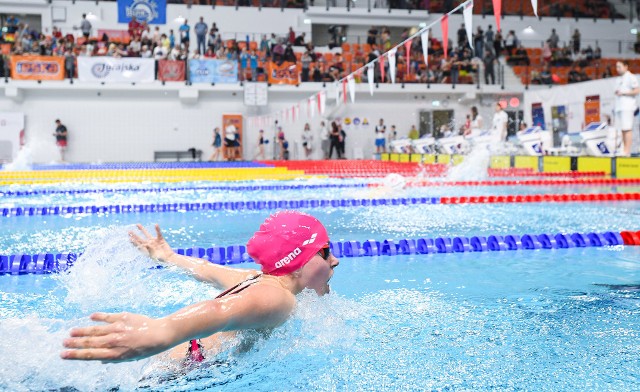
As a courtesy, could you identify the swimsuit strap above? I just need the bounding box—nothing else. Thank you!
[186,273,263,363]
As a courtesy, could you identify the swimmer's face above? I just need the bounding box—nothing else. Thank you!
[298,245,339,296]
[616,62,627,75]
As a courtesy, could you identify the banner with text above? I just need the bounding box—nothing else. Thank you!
[267,62,299,85]
[189,59,238,84]
[77,57,155,83]
[10,55,65,81]
[158,60,185,81]
[117,0,166,24]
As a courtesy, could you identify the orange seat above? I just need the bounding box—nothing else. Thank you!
[341,43,350,52]
[352,43,360,53]
[323,53,333,62]
[343,52,353,62]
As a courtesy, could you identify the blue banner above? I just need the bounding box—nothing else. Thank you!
[189,59,238,84]
[117,0,166,24]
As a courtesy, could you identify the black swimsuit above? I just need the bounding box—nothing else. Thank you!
[185,274,263,363]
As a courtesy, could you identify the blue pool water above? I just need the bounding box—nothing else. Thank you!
[1,179,639,391]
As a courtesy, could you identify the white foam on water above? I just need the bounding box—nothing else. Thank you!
[446,142,492,181]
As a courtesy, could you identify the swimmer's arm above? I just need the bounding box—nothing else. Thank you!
[129,223,259,289]
[61,286,293,362]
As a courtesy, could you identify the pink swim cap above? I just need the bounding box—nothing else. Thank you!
[247,211,329,276]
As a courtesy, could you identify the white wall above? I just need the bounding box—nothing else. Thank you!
[0,82,509,162]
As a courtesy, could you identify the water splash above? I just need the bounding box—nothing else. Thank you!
[446,142,492,181]
[3,137,59,171]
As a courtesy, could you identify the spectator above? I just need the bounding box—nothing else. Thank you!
[542,40,552,64]
[374,118,386,153]
[169,30,176,49]
[152,26,161,46]
[53,119,68,162]
[319,120,330,159]
[249,50,259,81]
[614,60,640,156]
[493,30,503,57]
[388,125,397,145]
[283,44,296,63]
[470,106,483,134]
[260,34,270,56]
[457,23,466,48]
[484,25,494,48]
[338,123,346,159]
[473,26,484,57]
[254,129,266,160]
[584,45,594,61]
[288,27,295,45]
[208,28,217,53]
[328,122,341,159]
[209,127,222,161]
[572,29,581,54]
[128,36,141,56]
[491,102,509,142]
[602,66,613,79]
[294,33,306,46]
[367,26,378,46]
[540,64,553,85]
[240,48,249,80]
[161,34,170,50]
[225,123,239,161]
[548,28,559,49]
[277,128,289,160]
[140,45,152,58]
[301,51,312,82]
[504,30,517,56]
[179,19,190,49]
[594,45,601,60]
[408,125,419,140]
[302,123,313,159]
[128,16,140,39]
[64,50,75,80]
[153,43,167,59]
[194,17,208,56]
[508,44,529,66]
[79,14,92,39]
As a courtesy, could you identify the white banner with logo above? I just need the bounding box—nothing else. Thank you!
[77,57,155,83]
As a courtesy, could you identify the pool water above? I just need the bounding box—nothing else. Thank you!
[1,179,639,391]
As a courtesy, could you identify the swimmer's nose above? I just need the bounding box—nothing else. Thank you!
[330,254,339,268]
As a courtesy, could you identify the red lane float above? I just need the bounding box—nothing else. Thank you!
[620,231,640,245]
[261,160,448,178]
[400,177,640,188]
[439,192,640,204]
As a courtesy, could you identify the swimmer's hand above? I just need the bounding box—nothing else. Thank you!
[61,312,172,362]
[129,224,175,262]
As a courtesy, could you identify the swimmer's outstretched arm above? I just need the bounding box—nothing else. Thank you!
[61,284,294,362]
[129,224,259,290]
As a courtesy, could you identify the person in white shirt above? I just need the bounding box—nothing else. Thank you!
[614,60,640,156]
[374,118,386,153]
[153,45,166,60]
[140,45,152,58]
[319,120,330,159]
[301,123,313,159]
[470,106,484,136]
[492,102,509,142]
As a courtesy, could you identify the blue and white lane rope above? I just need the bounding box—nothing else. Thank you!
[0,231,629,275]
[0,183,369,198]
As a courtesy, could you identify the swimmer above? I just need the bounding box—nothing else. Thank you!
[60,211,339,363]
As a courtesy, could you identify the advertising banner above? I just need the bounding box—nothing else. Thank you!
[117,0,167,24]
[10,56,65,81]
[584,95,600,125]
[77,57,155,83]
[158,60,185,81]
[267,62,299,85]
[189,59,238,84]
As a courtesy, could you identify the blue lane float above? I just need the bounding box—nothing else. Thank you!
[0,162,272,171]
[0,231,627,275]
[0,183,370,198]
[0,195,440,218]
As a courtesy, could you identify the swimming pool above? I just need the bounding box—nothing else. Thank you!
[1,172,639,391]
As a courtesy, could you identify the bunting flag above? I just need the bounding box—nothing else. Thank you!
[342,79,348,103]
[493,0,501,31]
[292,105,296,122]
[308,98,313,118]
[441,15,449,59]
[463,0,473,49]
[319,91,326,114]
[531,0,538,16]
[379,55,386,83]
[404,40,412,74]
[367,63,375,96]
[347,75,356,103]
[420,29,430,69]
[388,48,397,84]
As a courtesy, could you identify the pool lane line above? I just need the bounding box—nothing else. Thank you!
[0,183,370,198]
[1,192,640,218]
[2,230,636,275]
[3,177,639,199]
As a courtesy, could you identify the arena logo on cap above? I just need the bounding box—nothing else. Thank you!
[274,247,302,269]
